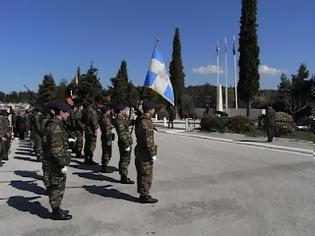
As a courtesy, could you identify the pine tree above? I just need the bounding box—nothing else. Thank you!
[169,28,185,117]
[77,64,102,100]
[238,0,260,116]
[38,74,57,103]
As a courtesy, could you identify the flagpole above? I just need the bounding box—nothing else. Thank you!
[216,40,220,87]
[224,37,228,110]
[233,35,238,109]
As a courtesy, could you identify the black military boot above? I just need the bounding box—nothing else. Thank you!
[51,207,72,220]
[139,195,158,204]
[120,175,135,184]
[101,165,113,173]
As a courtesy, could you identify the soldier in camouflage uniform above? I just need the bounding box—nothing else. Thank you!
[72,103,84,158]
[82,98,99,165]
[30,109,43,161]
[99,106,113,173]
[0,110,11,162]
[0,110,10,165]
[134,101,158,203]
[113,104,134,184]
[42,100,72,220]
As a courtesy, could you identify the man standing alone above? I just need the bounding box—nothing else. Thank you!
[266,104,276,142]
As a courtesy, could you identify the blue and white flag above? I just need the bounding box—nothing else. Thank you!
[144,45,174,106]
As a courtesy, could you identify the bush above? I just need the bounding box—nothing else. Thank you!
[274,112,295,137]
[200,113,228,132]
[227,115,254,134]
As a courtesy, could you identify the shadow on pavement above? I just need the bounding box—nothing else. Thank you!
[9,180,46,196]
[14,151,36,157]
[83,184,139,203]
[69,159,119,172]
[14,170,43,181]
[72,171,121,183]
[14,156,38,162]
[238,139,268,143]
[7,196,50,219]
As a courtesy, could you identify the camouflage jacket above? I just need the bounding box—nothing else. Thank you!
[82,105,99,132]
[113,114,133,149]
[135,114,157,157]
[30,110,43,135]
[99,114,112,141]
[43,117,70,168]
[0,116,10,138]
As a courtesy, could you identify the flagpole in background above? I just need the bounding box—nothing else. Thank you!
[233,35,238,109]
[224,37,228,110]
[216,40,223,112]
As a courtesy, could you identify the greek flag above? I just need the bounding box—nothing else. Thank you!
[144,45,174,106]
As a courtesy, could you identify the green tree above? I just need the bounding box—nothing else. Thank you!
[169,28,185,117]
[38,74,57,103]
[77,64,102,100]
[111,60,133,105]
[56,79,68,99]
[238,0,260,116]
[0,91,6,102]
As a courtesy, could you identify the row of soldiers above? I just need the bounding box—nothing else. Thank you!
[27,94,158,220]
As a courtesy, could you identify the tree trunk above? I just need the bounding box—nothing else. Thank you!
[246,100,251,117]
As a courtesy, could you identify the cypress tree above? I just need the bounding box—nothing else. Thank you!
[111,60,131,104]
[38,74,57,103]
[238,0,260,116]
[169,28,185,117]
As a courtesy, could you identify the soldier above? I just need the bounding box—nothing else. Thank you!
[113,104,134,184]
[134,101,158,203]
[42,100,72,220]
[0,110,11,161]
[30,108,43,161]
[99,106,113,173]
[16,112,27,140]
[167,105,175,129]
[72,103,84,159]
[266,104,276,142]
[0,110,10,165]
[82,98,99,165]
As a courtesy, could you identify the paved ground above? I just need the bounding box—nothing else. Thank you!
[0,129,314,236]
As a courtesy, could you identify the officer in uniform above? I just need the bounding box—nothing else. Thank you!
[42,100,72,220]
[266,104,276,142]
[134,101,158,203]
[113,104,134,184]
[99,105,113,173]
[82,98,99,165]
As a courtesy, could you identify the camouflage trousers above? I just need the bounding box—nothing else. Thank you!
[135,158,153,196]
[33,133,42,161]
[42,160,67,209]
[84,129,97,159]
[75,131,83,155]
[118,144,131,176]
[101,137,112,166]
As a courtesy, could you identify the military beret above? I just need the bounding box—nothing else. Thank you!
[47,100,71,113]
[113,104,127,113]
[143,100,155,111]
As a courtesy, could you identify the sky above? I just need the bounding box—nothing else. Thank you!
[0,0,314,93]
